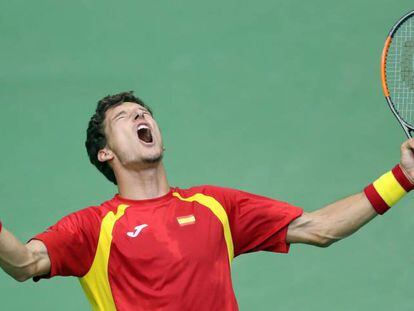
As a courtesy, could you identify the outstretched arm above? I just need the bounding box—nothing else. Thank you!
[0,225,50,281]
[287,139,414,247]
[287,193,376,247]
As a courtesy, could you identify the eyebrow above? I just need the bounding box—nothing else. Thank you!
[137,107,150,113]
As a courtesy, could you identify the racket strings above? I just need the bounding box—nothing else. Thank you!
[386,16,414,126]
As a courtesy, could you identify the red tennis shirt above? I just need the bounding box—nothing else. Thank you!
[32,185,303,311]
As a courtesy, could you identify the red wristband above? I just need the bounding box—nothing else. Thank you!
[364,184,389,214]
[0,221,2,234]
[392,164,414,191]
[364,164,414,215]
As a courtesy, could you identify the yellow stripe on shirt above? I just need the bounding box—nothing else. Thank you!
[79,204,129,311]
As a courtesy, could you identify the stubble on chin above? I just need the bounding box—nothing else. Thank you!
[142,146,164,164]
[142,153,163,164]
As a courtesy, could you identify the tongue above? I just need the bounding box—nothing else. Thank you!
[138,128,153,143]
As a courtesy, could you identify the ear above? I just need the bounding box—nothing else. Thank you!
[97,147,114,163]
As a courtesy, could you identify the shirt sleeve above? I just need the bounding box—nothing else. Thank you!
[30,207,100,280]
[204,186,303,257]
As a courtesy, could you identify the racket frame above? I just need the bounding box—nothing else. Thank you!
[381,10,414,138]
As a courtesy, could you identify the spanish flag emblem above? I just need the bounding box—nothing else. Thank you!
[177,215,196,226]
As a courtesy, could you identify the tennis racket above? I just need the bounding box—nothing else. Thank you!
[381,10,414,138]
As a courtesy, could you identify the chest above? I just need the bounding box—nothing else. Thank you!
[110,202,225,264]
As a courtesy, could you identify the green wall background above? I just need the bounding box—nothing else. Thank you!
[1,1,414,310]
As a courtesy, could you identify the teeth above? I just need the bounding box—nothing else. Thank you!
[137,124,149,130]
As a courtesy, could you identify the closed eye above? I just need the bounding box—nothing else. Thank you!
[112,111,127,122]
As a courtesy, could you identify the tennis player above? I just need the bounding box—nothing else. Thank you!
[1,91,414,310]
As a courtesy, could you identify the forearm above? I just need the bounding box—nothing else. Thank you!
[309,192,377,243]
[318,163,414,241]
[287,192,377,246]
[288,162,414,246]
[0,225,46,281]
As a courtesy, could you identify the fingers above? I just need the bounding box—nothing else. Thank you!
[401,138,414,151]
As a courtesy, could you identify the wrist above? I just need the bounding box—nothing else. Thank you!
[0,220,2,234]
[399,163,414,185]
[364,164,414,215]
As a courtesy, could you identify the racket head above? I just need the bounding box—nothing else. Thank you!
[381,10,414,137]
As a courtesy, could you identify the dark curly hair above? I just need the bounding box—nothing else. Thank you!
[85,91,153,184]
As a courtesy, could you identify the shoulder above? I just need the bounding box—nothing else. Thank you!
[52,196,120,231]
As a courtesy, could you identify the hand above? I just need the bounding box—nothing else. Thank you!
[400,138,414,184]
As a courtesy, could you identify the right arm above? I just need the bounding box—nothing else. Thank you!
[0,225,50,282]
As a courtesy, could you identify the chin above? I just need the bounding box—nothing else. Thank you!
[142,153,163,164]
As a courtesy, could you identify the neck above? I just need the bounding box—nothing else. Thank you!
[115,162,170,200]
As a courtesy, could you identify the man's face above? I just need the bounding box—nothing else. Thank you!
[101,102,164,168]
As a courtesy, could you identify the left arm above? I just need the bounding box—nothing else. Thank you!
[287,138,414,247]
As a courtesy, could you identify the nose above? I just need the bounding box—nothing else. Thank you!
[134,112,144,120]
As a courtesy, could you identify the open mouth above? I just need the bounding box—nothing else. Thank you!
[137,124,154,144]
